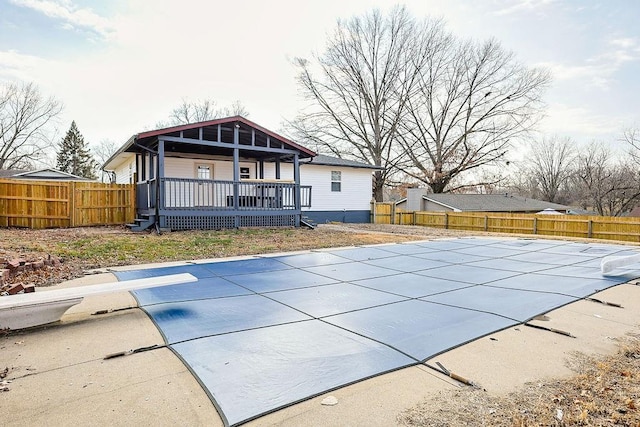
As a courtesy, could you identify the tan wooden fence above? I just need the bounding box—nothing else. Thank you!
[371,202,640,243]
[0,179,136,229]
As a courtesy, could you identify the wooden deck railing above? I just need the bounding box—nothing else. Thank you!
[137,178,311,211]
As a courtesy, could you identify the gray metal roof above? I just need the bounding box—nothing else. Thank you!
[424,193,571,212]
[301,154,381,169]
[0,169,27,178]
[8,168,93,181]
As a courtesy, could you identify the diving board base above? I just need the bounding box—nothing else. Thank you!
[0,298,84,330]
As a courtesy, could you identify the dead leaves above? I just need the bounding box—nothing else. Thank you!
[399,337,640,426]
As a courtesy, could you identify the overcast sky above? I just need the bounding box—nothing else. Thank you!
[1,0,639,157]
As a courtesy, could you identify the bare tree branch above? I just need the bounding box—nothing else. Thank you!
[574,143,640,216]
[157,98,249,127]
[519,135,576,203]
[0,81,63,170]
[396,38,551,193]
[287,6,441,201]
[622,127,640,167]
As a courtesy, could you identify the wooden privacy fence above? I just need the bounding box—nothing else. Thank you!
[371,202,640,243]
[0,179,136,229]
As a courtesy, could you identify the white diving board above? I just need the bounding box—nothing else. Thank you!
[0,273,197,330]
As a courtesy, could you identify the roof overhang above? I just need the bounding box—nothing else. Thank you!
[423,196,460,211]
[103,116,316,171]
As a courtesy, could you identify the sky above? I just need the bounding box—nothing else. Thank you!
[1,0,639,162]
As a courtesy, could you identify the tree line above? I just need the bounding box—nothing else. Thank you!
[511,136,640,216]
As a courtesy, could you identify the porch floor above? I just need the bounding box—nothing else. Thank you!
[112,238,640,426]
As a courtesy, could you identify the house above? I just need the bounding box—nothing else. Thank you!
[0,168,93,181]
[395,188,571,214]
[103,116,378,231]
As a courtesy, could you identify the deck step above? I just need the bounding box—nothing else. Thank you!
[126,215,156,232]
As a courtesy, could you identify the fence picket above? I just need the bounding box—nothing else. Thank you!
[0,179,135,229]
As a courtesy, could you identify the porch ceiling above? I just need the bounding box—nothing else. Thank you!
[161,140,297,161]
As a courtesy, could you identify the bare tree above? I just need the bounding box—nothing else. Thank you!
[158,98,249,127]
[92,139,118,182]
[288,7,442,201]
[397,38,551,193]
[574,143,640,216]
[622,127,640,167]
[0,81,63,170]
[519,136,576,203]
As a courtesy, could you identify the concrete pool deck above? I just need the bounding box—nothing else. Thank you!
[2,240,640,426]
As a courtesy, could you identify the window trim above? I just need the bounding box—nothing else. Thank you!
[195,163,214,180]
[331,170,341,192]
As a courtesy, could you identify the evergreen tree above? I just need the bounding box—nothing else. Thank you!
[56,121,98,179]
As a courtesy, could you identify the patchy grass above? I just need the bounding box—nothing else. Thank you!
[398,336,640,426]
[0,225,425,286]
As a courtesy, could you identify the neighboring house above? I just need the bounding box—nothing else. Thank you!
[0,168,93,181]
[103,116,377,231]
[395,188,571,214]
[0,169,28,178]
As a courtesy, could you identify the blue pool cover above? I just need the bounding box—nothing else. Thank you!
[118,238,640,426]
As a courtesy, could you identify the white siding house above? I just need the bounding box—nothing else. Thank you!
[106,152,376,225]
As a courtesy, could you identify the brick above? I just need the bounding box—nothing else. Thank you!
[24,262,33,271]
[33,260,44,269]
[23,285,35,293]
[17,258,26,266]
[6,259,20,270]
[7,283,24,295]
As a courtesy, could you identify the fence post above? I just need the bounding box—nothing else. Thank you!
[390,203,396,225]
[69,182,76,227]
[484,215,488,232]
[533,217,537,234]
[371,201,376,224]
[587,219,593,238]
[444,212,449,229]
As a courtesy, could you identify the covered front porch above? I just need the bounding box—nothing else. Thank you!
[106,116,315,230]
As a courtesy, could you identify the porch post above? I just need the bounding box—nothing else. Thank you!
[149,153,155,180]
[259,160,264,179]
[135,153,141,182]
[141,152,147,182]
[293,153,301,227]
[158,139,165,212]
[275,155,281,180]
[233,123,240,227]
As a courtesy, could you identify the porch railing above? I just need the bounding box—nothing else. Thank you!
[136,179,157,212]
[146,178,311,211]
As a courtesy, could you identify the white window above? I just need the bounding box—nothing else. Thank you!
[240,167,251,179]
[331,170,341,192]
[196,164,212,180]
